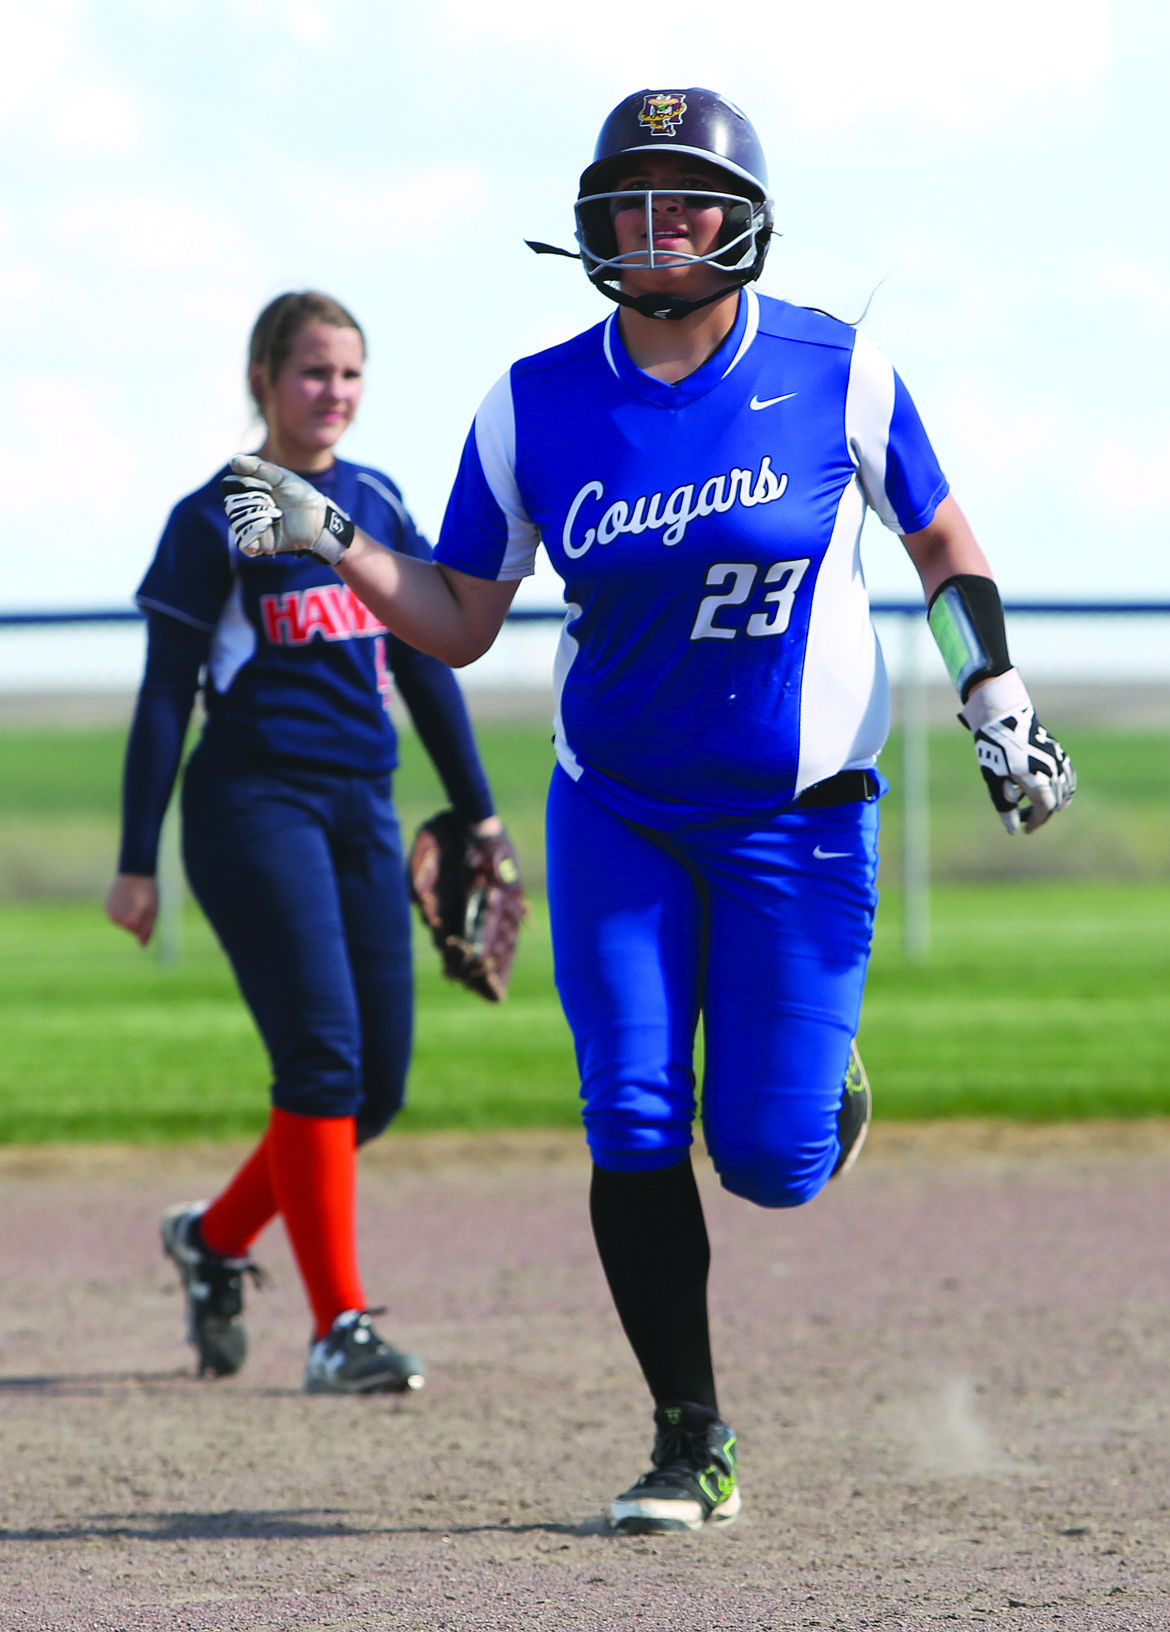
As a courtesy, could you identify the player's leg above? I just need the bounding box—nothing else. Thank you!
[269,1107,421,1395]
[331,774,413,1147]
[199,1132,278,1252]
[160,750,282,1377]
[304,776,424,1395]
[180,747,417,1391]
[696,797,881,1208]
[180,747,362,1362]
[546,768,738,1532]
[547,768,709,1386]
[835,1040,872,1180]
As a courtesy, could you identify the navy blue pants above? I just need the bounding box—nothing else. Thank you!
[182,740,413,1141]
[546,766,880,1207]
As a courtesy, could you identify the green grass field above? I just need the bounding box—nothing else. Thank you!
[3,711,1168,897]
[1,879,1167,1143]
[0,711,1167,1142]
[0,716,553,897]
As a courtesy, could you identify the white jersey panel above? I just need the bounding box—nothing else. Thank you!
[795,334,906,792]
[472,372,542,580]
[208,574,257,695]
[721,286,760,377]
[796,477,887,795]
[846,332,901,533]
[552,606,585,782]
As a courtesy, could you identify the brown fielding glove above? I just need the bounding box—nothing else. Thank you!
[407,810,527,1002]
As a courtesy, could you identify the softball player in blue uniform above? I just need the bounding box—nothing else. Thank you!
[109,291,505,1393]
[221,95,1074,1526]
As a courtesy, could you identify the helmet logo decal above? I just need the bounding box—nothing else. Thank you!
[638,92,687,137]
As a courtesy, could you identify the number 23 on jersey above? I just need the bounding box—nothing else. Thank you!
[689,558,811,642]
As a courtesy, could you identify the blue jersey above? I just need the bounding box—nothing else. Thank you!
[138,457,430,773]
[436,289,948,818]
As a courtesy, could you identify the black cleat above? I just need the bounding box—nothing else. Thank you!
[832,1040,871,1178]
[303,1309,425,1395]
[160,1202,264,1378]
[610,1402,741,1534]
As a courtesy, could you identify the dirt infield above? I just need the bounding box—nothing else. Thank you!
[3,1123,1170,1631]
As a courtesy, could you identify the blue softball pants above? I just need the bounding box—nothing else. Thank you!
[545,766,880,1208]
[181,739,413,1141]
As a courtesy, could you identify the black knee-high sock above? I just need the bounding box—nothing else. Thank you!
[589,1158,718,1415]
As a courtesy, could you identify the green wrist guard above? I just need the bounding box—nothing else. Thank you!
[927,575,1012,702]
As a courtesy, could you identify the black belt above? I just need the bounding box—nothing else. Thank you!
[794,769,878,808]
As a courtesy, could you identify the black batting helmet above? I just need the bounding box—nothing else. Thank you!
[574,88,775,319]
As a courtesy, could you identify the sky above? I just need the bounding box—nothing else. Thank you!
[0,0,1167,685]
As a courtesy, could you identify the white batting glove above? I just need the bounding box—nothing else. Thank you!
[222,454,354,565]
[959,669,1076,835]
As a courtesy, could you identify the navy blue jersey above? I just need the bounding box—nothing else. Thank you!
[436,290,948,818]
[138,457,429,773]
[120,457,493,876]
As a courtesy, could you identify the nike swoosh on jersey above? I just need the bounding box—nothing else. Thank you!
[749,392,798,410]
[813,845,852,859]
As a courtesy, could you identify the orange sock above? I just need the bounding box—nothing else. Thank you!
[200,1127,278,1257]
[269,1106,366,1340]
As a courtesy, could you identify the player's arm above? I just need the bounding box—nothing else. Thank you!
[900,495,1075,836]
[898,493,991,601]
[389,639,504,844]
[222,456,517,667]
[340,533,518,668]
[106,613,206,944]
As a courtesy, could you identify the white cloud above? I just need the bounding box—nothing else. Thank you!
[0,374,137,520]
[286,0,329,43]
[440,0,1112,129]
[0,0,79,126]
[0,256,72,308]
[299,164,486,249]
[0,4,143,156]
[48,191,254,275]
[49,77,142,154]
[1089,429,1170,516]
[939,381,1170,524]
[0,366,256,607]
[1094,258,1170,325]
[940,380,1069,489]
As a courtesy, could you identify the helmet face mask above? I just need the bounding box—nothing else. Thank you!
[575,187,767,282]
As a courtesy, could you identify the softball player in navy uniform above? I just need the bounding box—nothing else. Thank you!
[108,291,507,1393]
[222,95,1074,1524]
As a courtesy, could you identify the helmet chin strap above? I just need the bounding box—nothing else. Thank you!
[594,278,747,322]
[523,241,747,322]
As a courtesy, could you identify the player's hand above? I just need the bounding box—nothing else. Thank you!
[106,874,159,946]
[959,669,1076,835]
[223,455,354,565]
